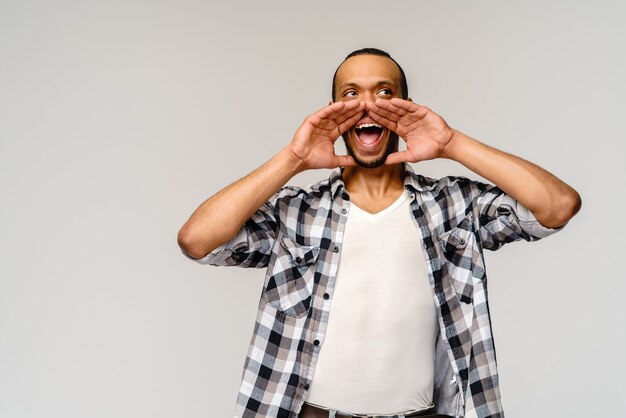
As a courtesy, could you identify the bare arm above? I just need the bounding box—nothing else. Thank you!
[368,98,581,229]
[177,148,304,259]
[177,100,365,259]
[440,130,581,228]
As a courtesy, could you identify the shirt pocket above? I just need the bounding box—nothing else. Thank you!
[438,216,485,304]
[262,232,321,318]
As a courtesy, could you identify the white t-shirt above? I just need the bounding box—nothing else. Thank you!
[304,189,439,416]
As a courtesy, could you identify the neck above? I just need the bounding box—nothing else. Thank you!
[341,163,405,199]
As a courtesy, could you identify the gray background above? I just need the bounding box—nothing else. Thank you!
[1,0,624,417]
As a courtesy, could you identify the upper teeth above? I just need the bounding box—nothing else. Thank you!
[356,123,382,129]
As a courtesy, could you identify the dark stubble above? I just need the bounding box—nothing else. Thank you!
[341,130,400,168]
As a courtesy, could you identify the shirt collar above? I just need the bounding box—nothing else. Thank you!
[328,162,439,200]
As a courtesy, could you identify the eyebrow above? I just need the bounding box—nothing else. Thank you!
[339,79,398,91]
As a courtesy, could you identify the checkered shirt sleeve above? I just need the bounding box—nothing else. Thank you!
[473,182,567,250]
[181,197,279,268]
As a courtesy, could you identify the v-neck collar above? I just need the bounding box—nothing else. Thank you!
[350,189,408,219]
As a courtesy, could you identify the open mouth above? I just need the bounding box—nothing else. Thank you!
[355,123,384,150]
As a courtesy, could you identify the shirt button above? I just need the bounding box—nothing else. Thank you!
[341,208,347,214]
[333,246,339,253]
[304,383,310,390]
[458,239,465,245]
[295,256,302,263]
[323,293,329,299]
[497,206,511,215]
[314,339,320,346]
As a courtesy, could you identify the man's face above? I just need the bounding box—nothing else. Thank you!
[333,55,403,168]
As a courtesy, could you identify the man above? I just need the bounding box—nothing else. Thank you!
[178,48,581,418]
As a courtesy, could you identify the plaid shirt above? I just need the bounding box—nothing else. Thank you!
[183,162,564,418]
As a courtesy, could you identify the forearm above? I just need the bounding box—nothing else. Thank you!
[441,129,581,228]
[177,147,306,259]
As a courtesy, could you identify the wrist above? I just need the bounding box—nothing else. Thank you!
[279,146,308,175]
[440,128,467,161]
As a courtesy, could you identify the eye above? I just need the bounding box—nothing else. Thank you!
[377,88,392,96]
[343,90,357,98]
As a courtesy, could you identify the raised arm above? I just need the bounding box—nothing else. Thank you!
[367,97,581,229]
[177,100,365,259]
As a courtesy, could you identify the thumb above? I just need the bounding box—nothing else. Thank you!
[333,154,356,168]
[384,150,413,165]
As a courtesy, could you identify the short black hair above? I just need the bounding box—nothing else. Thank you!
[331,48,409,101]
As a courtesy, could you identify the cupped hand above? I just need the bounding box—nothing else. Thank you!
[288,100,365,170]
[367,98,456,164]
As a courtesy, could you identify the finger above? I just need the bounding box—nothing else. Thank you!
[307,102,362,134]
[366,101,403,122]
[316,100,362,120]
[332,102,366,126]
[382,98,430,121]
[368,111,398,133]
[387,97,424,112]
[384,150,414,165]
[333,154,357,167]
[371,99,411,117]
[374,99,430,124]
[336,109,366,135]
[311,102,364,133]
[330,102,366,128]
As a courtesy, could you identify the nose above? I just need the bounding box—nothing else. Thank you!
[358,95,376,116]
[360,92,376,105]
